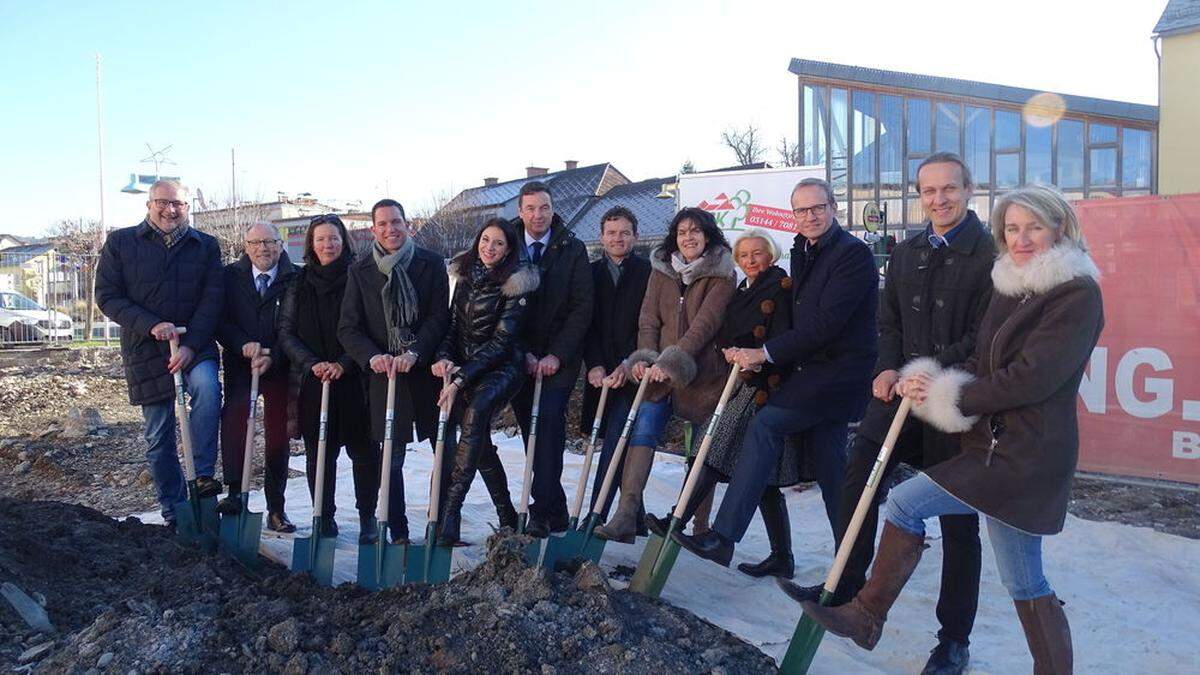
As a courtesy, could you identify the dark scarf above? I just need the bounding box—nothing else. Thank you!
[147,219,190,248]
[302,254,351,360]
[717,265,788,348]
[307,251,351,296]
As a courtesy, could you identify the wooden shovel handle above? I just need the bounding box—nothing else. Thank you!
[239,348,270,490]
[671,365,741,519]
[569,383,610,521]
[312,380,332,519]
[168,329,196,482]
[428,373,452,523]
[517,373,544,517]
[375,374,399,522]
[823,397,913,593]
[587,374,652,519]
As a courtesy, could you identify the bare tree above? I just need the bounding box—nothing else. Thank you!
[679,159,696,175]
[190,191,273,262]
[721,124,765,166]
[413,187,487,258]
[777,137,802,167]
[46,218,104,338]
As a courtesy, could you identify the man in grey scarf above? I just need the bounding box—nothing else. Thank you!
[338,199,450,544]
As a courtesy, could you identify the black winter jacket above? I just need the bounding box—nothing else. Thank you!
[511,215,593,390]
[438,255,540,391]
[580,252,651,434]
[857,211,995,453]
[96,221,224,405]
[338,244,450,443]
[216,252,298,391]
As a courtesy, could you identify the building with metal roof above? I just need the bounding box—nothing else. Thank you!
[788,57,1159,232]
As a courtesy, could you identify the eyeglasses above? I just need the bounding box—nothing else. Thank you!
[792,203,830,218]
[245,239,281,248]
[152,199,189,209]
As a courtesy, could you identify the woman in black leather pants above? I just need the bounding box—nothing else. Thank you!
[432,218,539,544]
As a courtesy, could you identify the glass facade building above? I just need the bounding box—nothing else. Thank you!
[791,59,1159,233]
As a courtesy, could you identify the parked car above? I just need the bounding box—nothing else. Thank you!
[0,291,74,343]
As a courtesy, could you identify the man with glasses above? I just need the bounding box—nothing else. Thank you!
[674,177,878,568]
[339,199,449,544]
[96,179,225,530]
[778,153,992,675]
[215,221,299,532]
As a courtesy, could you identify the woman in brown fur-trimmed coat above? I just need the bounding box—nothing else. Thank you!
[796,184,1103,675]
[593,207,736,543]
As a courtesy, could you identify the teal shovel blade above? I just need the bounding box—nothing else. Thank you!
[175,490,219,550]
[576,514,607,564]
[778,590,834,674]
[357,523,405,590]
[219,507,263,569]
[540,517,583,571]
[291,518,337,586]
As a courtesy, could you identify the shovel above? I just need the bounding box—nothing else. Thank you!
[357,372,405,589]
[291,379,337,586]
[779,397,913,673]
[630,364,741,597]
[541,382,610,570]
[168,328,219,550]
[405,372,454,584]
[219,348,269,567]
[574,374,653,564]
[514,372,544,565]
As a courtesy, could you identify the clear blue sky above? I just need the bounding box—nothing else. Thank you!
[0,0,1165,236]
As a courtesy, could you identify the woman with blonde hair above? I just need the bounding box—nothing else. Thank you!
[794,184,1103,674]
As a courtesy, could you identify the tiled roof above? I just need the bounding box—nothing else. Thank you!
[1,243,54,255]
[1155,0,1200,35]
[441,163,621,213]
[787,58,1158,123]
[568,176,678,244]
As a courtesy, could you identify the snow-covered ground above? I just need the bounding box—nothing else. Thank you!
[141,432,1200,672]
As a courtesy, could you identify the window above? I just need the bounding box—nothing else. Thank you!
[1090,148,1117,186]
[1056,120,1084,188]
[1026,122,1052,184]
[907,99,931,155]
[831,88,849,202]
[996,153,1019,189]
[879,95,903,196]
[803,85,827,166]
[1089,124,1116,144]
[852,91,877,190]
[1122,128,1152,189]
[935,102,961,154]
[995,110,1020,151]
[964,106,990,186]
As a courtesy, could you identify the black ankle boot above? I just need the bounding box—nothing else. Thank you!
[738,551,795,579]
[390,515,410,545]
[358,513,378,545]
[438,510,461,546]
[496,503,518,530]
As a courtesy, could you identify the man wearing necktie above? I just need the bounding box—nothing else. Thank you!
[507,181,594,537]
[216,221,299,532]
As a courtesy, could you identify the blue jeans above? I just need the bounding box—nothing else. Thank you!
[590,386,635,519]
[140,358,221,521]
[628,396,673,448]
[713,404,848,543]
[887,472,1053,601]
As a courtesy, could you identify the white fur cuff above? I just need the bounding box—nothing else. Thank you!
[900,356,942,379]
[911,368,979,433]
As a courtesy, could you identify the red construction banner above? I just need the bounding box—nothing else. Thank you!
[1075,193,1200,484]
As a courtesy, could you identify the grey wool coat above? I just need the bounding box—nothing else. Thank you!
[629,246,736,425]
[905,244,1104,535]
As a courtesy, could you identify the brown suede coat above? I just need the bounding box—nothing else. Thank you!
[629,246,736,425]
[907,245,1104,535]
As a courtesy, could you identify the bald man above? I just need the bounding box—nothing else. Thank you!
[215,222,299,532]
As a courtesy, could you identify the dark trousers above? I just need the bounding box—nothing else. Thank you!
[512,380,572,523]
[837,402,981,643]
[220,373,289,512]
[712,404,848,543]
[301,424,383,521]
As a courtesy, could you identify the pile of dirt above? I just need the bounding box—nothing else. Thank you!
[0,499,776,673]
[1069,475,1200,539]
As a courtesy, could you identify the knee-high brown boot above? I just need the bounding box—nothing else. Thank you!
[1014,594,1073,675]
[593,445,655,544]
[798,522,924,650]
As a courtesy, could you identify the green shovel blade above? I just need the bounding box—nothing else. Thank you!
[291,518,337,586]
[541,518,585,572]
[629,518,681,598]
[175,489,219,551]
[357,523,405,590]
[218,493,262,568]
[778,590,834,674]
[576,514,607,564]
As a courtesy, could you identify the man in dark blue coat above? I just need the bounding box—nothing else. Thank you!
[674,177,878,566]
[215,221,299,533]
[96,179,224,527]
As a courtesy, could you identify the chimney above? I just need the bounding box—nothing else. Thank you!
[564,159,578,170]
[525,166,549,178]
[483,177,499,186]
